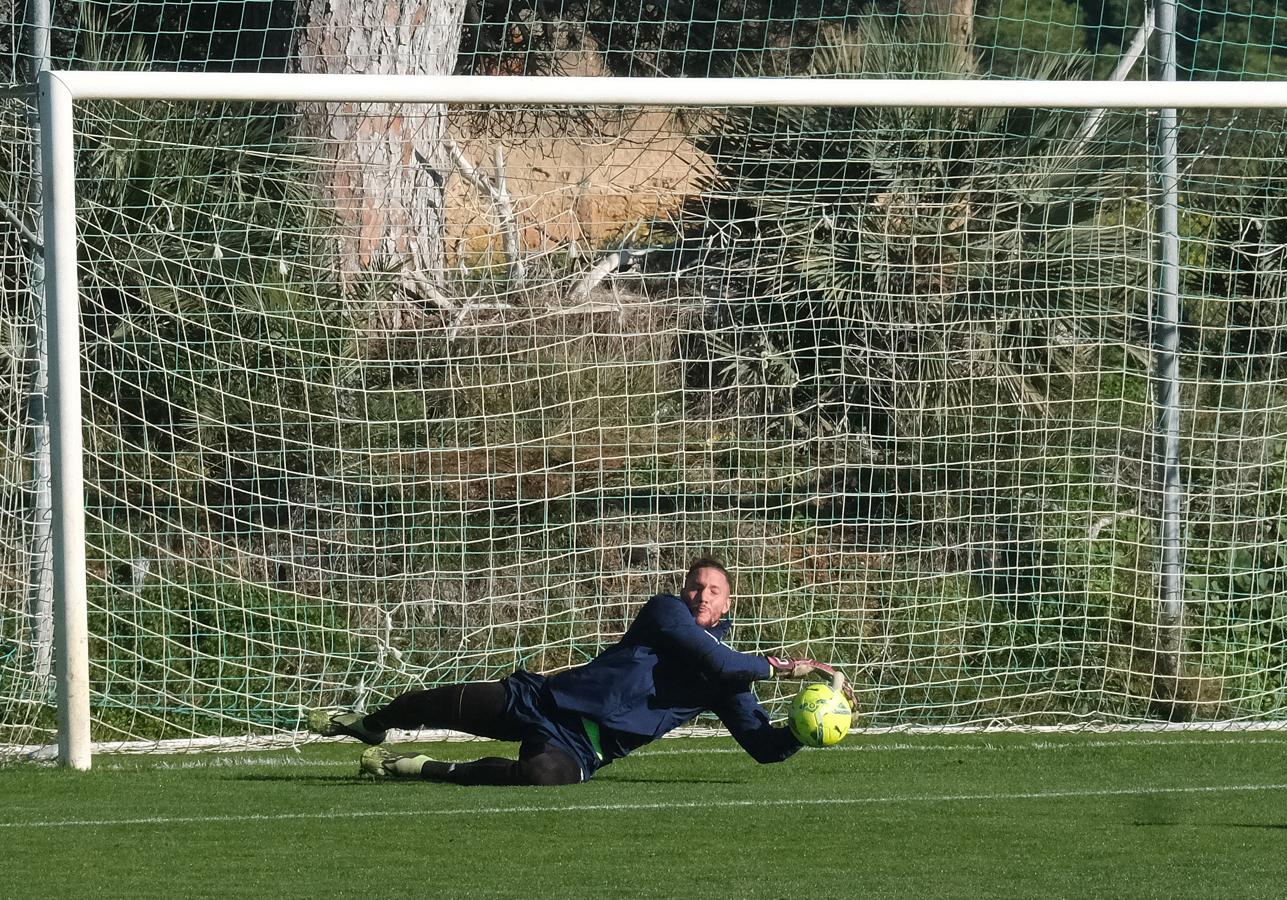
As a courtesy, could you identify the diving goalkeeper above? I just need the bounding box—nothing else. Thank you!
[307,557,853,786]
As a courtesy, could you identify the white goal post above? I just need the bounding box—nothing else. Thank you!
[27,69,1287,769]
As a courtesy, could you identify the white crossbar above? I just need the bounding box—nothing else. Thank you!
[46,71,1287,108]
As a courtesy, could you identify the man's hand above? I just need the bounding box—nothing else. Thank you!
[767,656,835,680]
[767,656,857,708]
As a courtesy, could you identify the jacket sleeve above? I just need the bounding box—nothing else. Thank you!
[710,689,802,764]
[642,595,773,682]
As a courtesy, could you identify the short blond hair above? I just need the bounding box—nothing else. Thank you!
[684,557,730,586]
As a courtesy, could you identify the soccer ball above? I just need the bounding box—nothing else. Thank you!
[788,682,852,748]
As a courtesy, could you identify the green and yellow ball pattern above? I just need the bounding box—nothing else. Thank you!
[788,682,852,747]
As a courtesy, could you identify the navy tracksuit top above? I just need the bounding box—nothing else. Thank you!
[543,593,802,764]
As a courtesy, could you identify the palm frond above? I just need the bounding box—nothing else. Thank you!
[670,18,1147,441]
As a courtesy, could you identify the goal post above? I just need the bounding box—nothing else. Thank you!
[37,71,90,770]
[20,68,1287,768]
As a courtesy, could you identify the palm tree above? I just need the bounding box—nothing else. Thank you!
[672,21,1145,447]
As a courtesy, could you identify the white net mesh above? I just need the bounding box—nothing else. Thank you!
[2,73,1287,756]
[1,91,52,754]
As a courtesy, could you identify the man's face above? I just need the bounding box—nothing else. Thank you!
[682,567,731,629]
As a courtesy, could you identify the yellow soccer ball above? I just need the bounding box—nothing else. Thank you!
[788,682,852,747]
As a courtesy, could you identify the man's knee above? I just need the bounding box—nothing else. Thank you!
[520,751,582,786]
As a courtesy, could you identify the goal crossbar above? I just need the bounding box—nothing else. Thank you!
[42,70,1287,108]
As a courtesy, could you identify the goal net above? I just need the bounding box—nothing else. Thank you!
[3,61,1287,759]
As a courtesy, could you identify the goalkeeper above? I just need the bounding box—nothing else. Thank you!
[307,557,852,786]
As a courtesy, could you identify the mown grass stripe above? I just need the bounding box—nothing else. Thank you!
[86,734,1287,771]
[5,781,1286,830]
[636,736,1287,757]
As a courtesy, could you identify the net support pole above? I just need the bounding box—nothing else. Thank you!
[23,0,55,694]
[1151,0,1186,711]
[37,70,91,770]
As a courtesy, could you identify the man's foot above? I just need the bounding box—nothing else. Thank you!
[359,746,433,779]
[306,709,387,745]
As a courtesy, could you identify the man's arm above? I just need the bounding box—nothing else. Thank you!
[709,689,801,764]
[642,595,773,682]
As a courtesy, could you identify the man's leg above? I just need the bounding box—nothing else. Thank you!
[310,681,520,744]
[363,681,520,741]
[362,738,583,786]
[316,678,584,786]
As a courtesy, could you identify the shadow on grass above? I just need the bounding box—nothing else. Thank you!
[1133,821,1287,830]
[1129,796,1287,830]
[595,775,748,785]
[227,772,749,787]
[226,774,380,785]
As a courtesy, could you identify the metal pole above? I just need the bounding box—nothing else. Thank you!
[1071,7,1156,154]
[1152,0,1186,709]
[23,0,55,695]
[37,70,92,770]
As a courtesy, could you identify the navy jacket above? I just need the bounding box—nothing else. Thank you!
[544,593,801,764]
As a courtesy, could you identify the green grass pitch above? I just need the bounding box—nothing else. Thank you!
[4,732,1286,899]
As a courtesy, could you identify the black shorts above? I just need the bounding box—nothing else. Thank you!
[502,670,605,782]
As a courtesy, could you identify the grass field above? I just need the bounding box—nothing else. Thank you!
[4,732,1286,900]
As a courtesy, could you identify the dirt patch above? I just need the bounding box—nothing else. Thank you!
[445,53,711,256]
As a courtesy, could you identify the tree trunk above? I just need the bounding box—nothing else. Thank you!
[898,0,975,50]
[295,0,467,280]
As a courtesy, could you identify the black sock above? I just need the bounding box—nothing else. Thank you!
[420,757,518,785]
[419,751,581,786]
[419,759,456,780]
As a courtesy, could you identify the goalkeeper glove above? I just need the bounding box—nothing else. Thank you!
[766,656,857,708]
[767,656,834,680]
